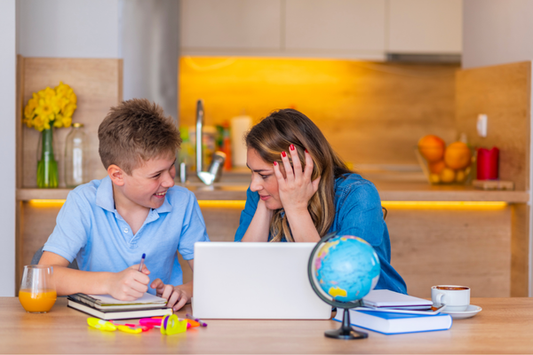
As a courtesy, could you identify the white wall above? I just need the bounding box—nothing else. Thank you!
[0,0,17,296]
[462,0,533,69]
[18,0,120,58]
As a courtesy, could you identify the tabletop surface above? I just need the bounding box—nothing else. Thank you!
[2,297,530,354]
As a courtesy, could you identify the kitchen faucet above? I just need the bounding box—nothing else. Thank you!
[196,99,226,185]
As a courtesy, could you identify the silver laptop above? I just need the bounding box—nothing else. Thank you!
[192,242,332,319]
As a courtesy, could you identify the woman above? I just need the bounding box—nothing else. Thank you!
[234,109,407,294]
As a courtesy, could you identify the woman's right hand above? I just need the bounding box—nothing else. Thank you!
[274,145,320,216]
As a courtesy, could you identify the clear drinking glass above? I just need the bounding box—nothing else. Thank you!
[19,265,57,313]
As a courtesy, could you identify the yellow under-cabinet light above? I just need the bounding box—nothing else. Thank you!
[28,199,507,210]
[28,199,66,207]
[381,201,508,209]
[198,200,246,209]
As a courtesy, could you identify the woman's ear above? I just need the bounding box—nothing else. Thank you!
[108,164,125,186]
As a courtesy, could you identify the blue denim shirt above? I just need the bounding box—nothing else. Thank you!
[235,173,407,294]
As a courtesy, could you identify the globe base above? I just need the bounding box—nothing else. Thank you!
[324,327,368,340]
[325,307,368,340]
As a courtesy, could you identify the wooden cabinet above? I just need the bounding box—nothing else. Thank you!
[388,0,462,54]
[284,0,386,59]
[180,0,282,54]
[180,0,461,58]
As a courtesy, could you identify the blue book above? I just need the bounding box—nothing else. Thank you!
[333,309,452,335]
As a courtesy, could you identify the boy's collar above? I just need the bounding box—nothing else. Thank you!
[96,176,172,213]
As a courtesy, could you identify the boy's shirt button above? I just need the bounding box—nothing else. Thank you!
[123,228,128,233]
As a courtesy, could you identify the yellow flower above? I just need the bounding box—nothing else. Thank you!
[53,114,64,128]
[56,96,70,112]
[23,117,33,128]
[62,115,72,128]
[63,103,77,118]
[68,90,77,104]
[32,115,46,131]
[55,82,69,97]
[23,81,77,132]
[24,98,37,119]
[38,87,55,101]
[35,99,56,121]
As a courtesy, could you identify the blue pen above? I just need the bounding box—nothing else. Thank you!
[138,253,146,272]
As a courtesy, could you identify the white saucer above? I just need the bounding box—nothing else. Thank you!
[442,304,482,319]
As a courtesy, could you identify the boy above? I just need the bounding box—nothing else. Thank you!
[39,99,209,311]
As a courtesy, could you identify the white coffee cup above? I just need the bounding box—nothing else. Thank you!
[431,285,470,312]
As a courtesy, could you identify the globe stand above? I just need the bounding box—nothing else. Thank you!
[308,232,380,340]
[325,307,368,340]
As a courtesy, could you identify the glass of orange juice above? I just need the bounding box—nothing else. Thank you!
[19,265,57,313]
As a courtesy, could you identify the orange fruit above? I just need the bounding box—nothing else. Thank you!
[440,168,455,183]
[418,135,445,163]
[444,142,471,170]
[429,173,440,184]
[455,169,466,183]
[428,160,446,174]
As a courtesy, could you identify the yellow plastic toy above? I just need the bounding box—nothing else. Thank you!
[117,325,142,334]
[87,318,117,332]
[160,314,187,335]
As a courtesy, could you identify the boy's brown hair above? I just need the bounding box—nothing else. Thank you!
[98,99,181,174]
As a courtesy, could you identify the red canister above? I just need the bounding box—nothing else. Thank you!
[476,147,499,180]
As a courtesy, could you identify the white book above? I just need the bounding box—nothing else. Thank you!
[362,290,433,310]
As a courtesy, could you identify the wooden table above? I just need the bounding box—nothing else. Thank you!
[2,297,530,354]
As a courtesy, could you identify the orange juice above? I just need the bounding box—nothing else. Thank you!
[19,289,57,313]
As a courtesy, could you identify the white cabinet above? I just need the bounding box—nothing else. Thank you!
[388,0,462,54]
[180,0,462,58]
[180,0,282,54]
[284,0,386,59]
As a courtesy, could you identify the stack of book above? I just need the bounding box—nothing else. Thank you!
[333,290,453,335]
[67,293,173,320]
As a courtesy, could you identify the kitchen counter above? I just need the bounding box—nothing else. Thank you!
[15,165,529,203]
[16,180,529,202]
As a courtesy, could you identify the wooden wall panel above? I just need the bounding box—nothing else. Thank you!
[179,57,459,166]
[20,203,62,270]
[20,58,123,188]
[511,204,530,296]
[387,207,512,298]
[456,61,531,190]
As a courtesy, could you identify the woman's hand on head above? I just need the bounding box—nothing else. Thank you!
[274,145,320,214]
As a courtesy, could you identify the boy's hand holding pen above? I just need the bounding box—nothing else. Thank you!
[105,253,150,301]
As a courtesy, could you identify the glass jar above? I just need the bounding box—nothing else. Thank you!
[64,123,89,187]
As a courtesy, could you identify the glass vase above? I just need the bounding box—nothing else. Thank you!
[36,128,58,188]
[64,123,88,187]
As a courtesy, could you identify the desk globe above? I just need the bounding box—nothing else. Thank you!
[308,233,380,339]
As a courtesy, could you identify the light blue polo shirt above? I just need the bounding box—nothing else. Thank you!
[43,176,209,293]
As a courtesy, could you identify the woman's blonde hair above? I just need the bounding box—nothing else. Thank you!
[245,109,351,242]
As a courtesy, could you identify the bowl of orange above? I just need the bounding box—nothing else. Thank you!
[416,135,475,185]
